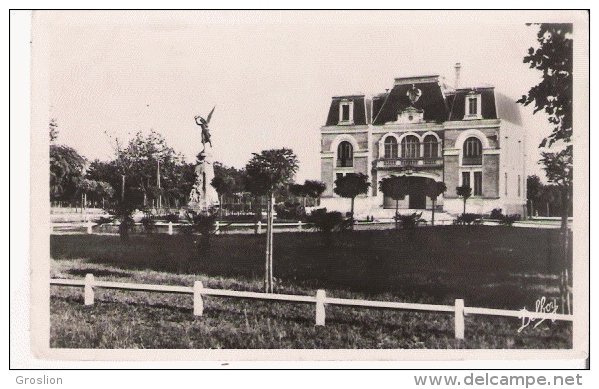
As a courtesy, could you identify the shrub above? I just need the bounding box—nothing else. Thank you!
[274,201,306,221]
[490,208,503,220]
[306,208,346,233]
[499,214,521,226]
[141,213,156,234]
[454,213,483,226]
[394,212,425,229]
[95,216,114,225]
[163,213,180,223]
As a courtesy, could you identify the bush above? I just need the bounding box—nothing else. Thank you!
[490,208,503,220]
[141,214,156,233]
[306,208,348,233]
[499,214,521,226]
[274,201,306,221]
[394,212,425,229]
[162,213,180,223]
[454,213,483,225]
[95,216,114,225]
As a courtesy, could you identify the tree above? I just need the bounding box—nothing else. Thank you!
[303,180,327,206]
[245,148,299,293]
[49,118,59,143]
[426,181,447,226]
[518,23,573,314]
[49,144,86,202]
[379,176,409,229]
[212,162,244,220]
[456,185,472,216]
[527,175,543,217]
[334,173,371,230]
[518,23,572,148]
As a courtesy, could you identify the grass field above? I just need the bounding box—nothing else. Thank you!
[50,226,573,349]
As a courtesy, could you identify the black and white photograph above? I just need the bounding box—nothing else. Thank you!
[13,9,589,367]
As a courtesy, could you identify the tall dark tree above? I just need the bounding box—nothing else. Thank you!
[426,181,447,226]
[245,148,299,293]
[334,173,371,230]
[526,175,543,217]
[50,144,86,202]
[518,23,573,314]
[379,176,409,229]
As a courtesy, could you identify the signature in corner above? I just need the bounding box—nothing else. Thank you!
[518,296,558,333]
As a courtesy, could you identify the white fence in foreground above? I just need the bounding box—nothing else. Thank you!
[50,274,574,340]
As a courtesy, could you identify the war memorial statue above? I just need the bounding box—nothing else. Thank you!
[188,107,220,211]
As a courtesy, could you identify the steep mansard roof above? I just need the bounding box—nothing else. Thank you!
[325,76,523,126]
[325,95,368,126]
[373,77,450,125]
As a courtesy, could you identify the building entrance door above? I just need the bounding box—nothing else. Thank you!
[408,177,427,209]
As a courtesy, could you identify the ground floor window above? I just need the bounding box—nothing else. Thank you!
[462,172,470,188]
[461,171,482,196]
[473,171,482,196]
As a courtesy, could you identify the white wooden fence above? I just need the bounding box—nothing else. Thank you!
[50,274,574,340]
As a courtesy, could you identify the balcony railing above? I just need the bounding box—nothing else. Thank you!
[377,157,443,168]
[462,156,482,166]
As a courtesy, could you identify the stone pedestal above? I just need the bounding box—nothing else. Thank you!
[187,150,220,212]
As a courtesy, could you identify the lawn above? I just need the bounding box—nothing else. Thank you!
[50,226,573,349]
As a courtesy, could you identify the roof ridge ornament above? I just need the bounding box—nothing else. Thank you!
[406,84,422,106]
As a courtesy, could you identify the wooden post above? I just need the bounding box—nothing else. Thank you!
[168,221,173,235]
[298,220,303,230]
[194,281,204,316]
[257,220,262,234]
[454,299,465,340]
[84,274,95,306]
[315,289,326,326]
[86,220,93,234]
[215,220,220,235]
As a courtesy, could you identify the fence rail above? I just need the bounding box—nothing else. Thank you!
[50,274,573,340]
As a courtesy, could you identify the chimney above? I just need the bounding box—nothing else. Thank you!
[454,63,461,89]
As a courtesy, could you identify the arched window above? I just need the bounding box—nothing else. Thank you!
[401,135,420,159]
[384,137,398,159]
[423,135,438,159]
[463,137,482,165]
[337,141,353,167]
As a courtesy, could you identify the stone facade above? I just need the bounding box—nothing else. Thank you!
[319,74,527,218]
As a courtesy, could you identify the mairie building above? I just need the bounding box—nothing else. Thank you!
[319,70,527,219]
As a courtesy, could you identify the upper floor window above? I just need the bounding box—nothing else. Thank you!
[338,100,354,125]
[384,137,398,159]
[463,137,482,165]
[337,141,353,167]
[401,135,420,159]
[464,92,482,120]
[423,135,439,159]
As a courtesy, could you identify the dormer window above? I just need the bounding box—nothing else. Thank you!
[464,92,482,120]
[338,100,354,125]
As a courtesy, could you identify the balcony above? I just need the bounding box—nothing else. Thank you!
[376,157,443,169]
[462,156,482,166]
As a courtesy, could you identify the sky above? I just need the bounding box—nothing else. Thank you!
[34,10,580,182]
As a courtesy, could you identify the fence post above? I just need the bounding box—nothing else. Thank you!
[454,299,465,340]
[298,220,303,230]
[257,220,262,234]
[194,281,204,316]
[215,220,220,235]
[316,289,326,326]
[168,221,173,235]
[84,274,95,306]
[86,220,93,234]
